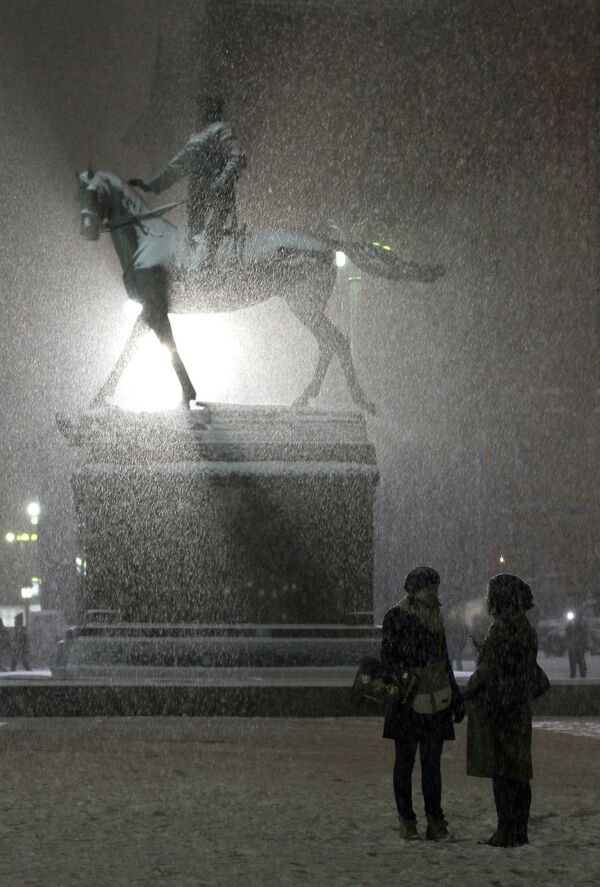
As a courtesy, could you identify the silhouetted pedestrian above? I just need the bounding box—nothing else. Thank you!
[10,613,31,671]
[565,613,587,678]
[381,566,464,841]
[0,617,10,670]
[463,573,549,847]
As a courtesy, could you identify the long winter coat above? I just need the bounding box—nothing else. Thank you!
[380,595,461,741]
[464,613,538,781]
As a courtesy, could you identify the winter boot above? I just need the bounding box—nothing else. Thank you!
[425,816,450,841]
[506,825,529,846]
[398,817,419,840]
[481,829,509,847]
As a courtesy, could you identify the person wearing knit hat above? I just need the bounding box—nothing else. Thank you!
[404,566,441,597]
[463,573,548,847]
[380,566,464,841]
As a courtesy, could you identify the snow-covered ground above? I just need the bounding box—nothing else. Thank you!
[0,654,598,685]
[0,716,598,886]
[534,719,600,739]
[457,654,600,682]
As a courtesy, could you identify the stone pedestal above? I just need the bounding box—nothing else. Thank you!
[57,405,379,640]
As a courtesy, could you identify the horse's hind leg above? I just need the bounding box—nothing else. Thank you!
[292,335,334,407]
[291,304,375,415]
[90,314,147,407]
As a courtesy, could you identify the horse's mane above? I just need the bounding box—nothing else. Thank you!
[90,170,177,234]
[96,171,149,217]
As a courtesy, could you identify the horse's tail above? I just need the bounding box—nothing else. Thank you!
[332,239,445,284]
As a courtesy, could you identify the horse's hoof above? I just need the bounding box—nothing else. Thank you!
[189,400,211,424]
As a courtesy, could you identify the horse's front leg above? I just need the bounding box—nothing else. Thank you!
[147,310,198,406]
[90,313,147,408]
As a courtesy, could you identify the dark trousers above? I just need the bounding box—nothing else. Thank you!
[568,649,587,678]
[393,734,444,821]
[492,778,531,836]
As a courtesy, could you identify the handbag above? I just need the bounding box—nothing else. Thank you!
[530,661,550,699]
[483,658,550,716]
[351,655,418,714]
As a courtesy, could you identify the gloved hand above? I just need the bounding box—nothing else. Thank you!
[128,178,152,192]
[452,697,466,724]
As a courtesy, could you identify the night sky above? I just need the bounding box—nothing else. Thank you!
[0,0,598,617]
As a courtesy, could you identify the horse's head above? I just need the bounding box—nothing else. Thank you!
[77,167,108,241]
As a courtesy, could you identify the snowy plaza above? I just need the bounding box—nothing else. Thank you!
[1,3,600,886]
[0,715,598,886]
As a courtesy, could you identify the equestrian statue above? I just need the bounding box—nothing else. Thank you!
[78,98,444,414]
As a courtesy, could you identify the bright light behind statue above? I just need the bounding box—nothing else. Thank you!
[112,313,240,411]
[122,299,142,320]
[113,335,182,412]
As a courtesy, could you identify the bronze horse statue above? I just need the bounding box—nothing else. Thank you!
[77,169,444,412]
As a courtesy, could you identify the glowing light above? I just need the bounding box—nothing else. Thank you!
[30,534,38,541]
[5,533,15,543]
[112,335,184,412]
[566,610,575,621]
[27,502,40,518]
[123,299,142,319]
[499,555,506,565]
[21,587,34,599]
[335,251,347,268]
[75,557,83,567]
[30,515,39,526]
[112,315,240,411]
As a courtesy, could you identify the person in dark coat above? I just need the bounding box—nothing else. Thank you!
[565,613,588,678]
[463,573,539,846]
[10,612,31,671]
[381,566,465,841]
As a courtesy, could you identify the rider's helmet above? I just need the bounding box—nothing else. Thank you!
[197,94,224,125]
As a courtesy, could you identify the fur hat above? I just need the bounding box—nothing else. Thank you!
[404,566,441,595]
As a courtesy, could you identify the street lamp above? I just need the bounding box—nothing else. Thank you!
[27,501,40,525]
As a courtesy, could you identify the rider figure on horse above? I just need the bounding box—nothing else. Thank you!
[129,95,246,267]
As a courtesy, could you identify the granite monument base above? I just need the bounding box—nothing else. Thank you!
[56,404,379,675]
